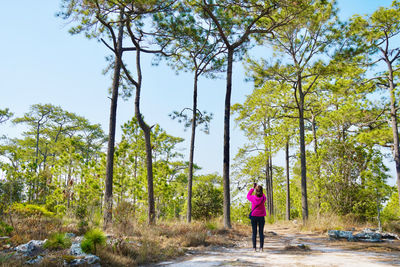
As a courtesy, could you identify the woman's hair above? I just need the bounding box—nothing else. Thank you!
[255,185,263,197]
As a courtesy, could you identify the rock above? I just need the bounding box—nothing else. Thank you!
[66,258,86,266]
[297,244,306,249]
[86,255,100,264]
[266,231,277,236]
[354,231,382,242]
[15,240,46,257]
[3,244,11,249]
[26,255,43,265]
[380,232,400,240]
[328,229,389,242]
[328,230,355,241]
[65,255,100,266]
[65,233,76,239]
[70,242,86,256]
[68,240,101,266]
[74,236,84,242]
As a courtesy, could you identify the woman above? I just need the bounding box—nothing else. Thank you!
[247,183,266,252]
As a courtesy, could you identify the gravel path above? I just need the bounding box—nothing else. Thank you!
[151,228,400,267]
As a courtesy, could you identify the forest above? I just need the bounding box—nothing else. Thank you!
[0,0,400,266]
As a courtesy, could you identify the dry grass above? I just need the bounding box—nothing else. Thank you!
[4,215,63,246]
[383,220,400,234]
[98,219,249,266]
[0,216,251,267]
[298,213,375,233]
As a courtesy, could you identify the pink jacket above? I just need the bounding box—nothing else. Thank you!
[247,188,266,217]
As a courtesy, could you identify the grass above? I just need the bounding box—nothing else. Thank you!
[81,228,106,254]
[297,213,376,233]
[43,232,72,250]
[95,219,249,266]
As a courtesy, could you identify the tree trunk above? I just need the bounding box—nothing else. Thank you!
[386,61,400,205]
[103,17,124,230]
[265,155,272,216]
[311,113,321,215]
[263,121,273,216]
[223,49,233,229]
[285,138,290,221]
[269,138,274,215]
[187,74,198,223]
[298,80,309,222]
[133,44,155,225]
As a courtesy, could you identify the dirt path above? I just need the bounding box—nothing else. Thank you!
[151,227,400,267]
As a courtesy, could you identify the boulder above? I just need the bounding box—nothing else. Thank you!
[26,255,43,265]
[354,230,382,243]
[70,242,85,256]
[328,230,355,241]
[380,232,400,240]
[65,233,76,239]
[15,240,46,257]
[67,240,100,266]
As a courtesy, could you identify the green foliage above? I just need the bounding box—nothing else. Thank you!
[45,184,66,216]
[75,204,87,220]
[192,181,223,220]
[43,232,72,250]
[0,178,24,214]
[382,192,400,221]
[231,202,251,223]
[0,221,13,236]
[8,203,54,217]
[0,108,13,124]
[113,201,134,234]
[204,221,217,231]
[77,220,89,235]
[81,228,106,254]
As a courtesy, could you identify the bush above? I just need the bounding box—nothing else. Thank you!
[75,204,87,220]
[113,201,134,235]
[192,182,223,220]
[43,232,72,250]
[81,228,106,254]
[382,192,400,222]
[0,221,13,236]
[383,220,400,234]
[8,203,54,217]
[77,220,89,235]
[180,231,207,247]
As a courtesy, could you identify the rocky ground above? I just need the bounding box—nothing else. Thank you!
[151,226,400,267]
[1,225,399,266]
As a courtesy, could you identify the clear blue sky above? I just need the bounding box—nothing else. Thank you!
[0,0,396,184]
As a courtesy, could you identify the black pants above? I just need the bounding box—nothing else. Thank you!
[251,216,265,249]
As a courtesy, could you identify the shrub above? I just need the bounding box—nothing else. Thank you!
[75,204,87,220]
[43,232,72,250]
[383,220,400,234]
[77,220,89,235]
[81,228,106,254]
[382,192,400,222]
[8,203,54,217]
[0,221,13,236]
[192,182,223,220]
[205,221,217,231]
[113,201,134,235]
[180,231,207,247]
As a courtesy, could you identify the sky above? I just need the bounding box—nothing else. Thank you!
[0,0,397,185]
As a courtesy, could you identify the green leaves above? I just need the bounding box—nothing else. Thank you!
[81,228,106,254]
